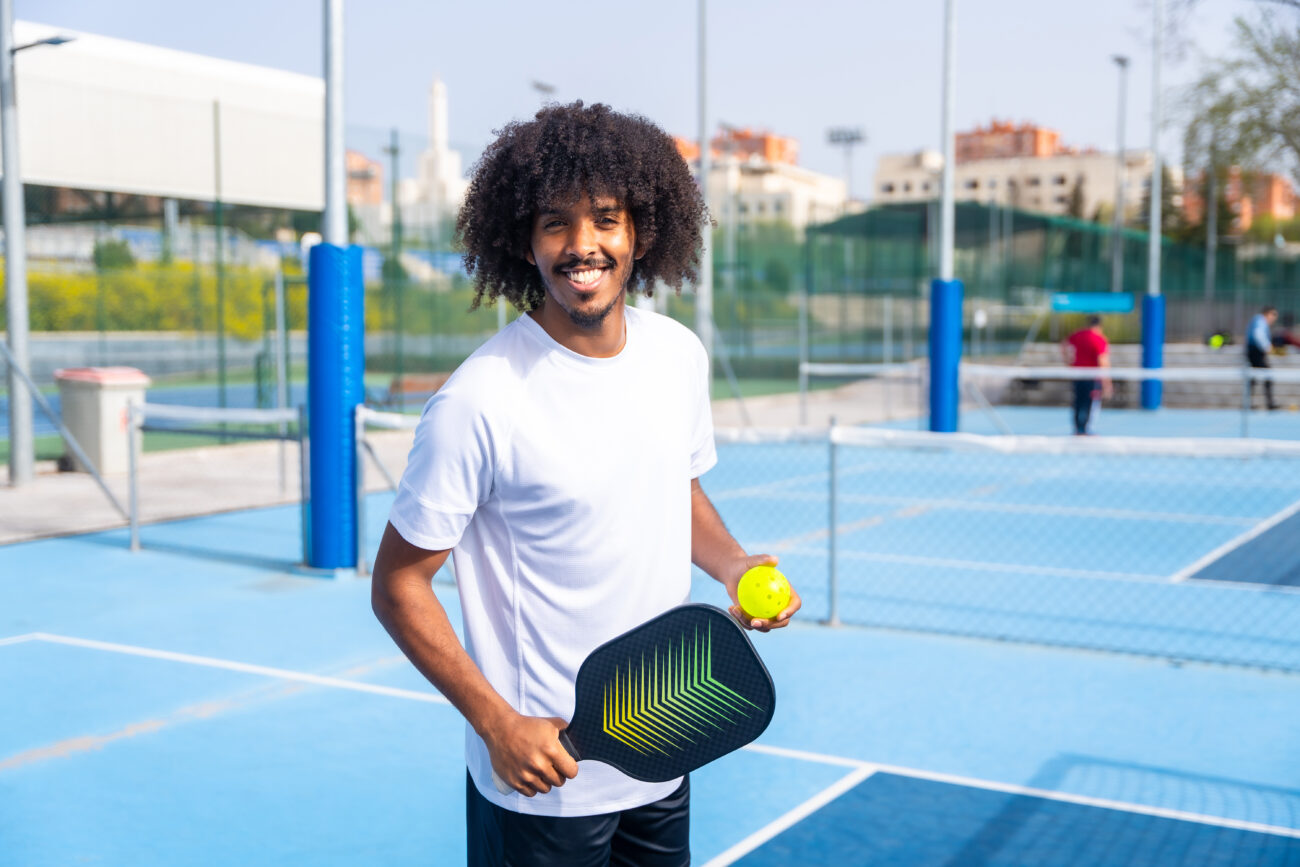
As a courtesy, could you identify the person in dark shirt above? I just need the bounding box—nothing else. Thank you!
[1246,306,1279,411]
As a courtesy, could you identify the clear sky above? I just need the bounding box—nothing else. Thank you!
[21,0,1259,201]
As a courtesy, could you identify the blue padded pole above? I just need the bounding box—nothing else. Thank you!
[1141,293,1164,409]
[929,278,963,432]
[308,243,364,570]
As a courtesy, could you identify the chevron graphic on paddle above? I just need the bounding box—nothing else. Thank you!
[493,604,775,791]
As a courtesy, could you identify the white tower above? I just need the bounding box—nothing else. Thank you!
[410,76,465,245]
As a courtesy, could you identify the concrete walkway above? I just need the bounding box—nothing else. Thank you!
[0,378,921,545]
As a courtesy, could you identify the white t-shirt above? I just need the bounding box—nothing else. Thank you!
[388,305,717,817]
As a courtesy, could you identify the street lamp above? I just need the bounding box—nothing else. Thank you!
[2,14,76,487]
[827,127,865,208]
[1110,54,1128,293]
[15,35,73,52]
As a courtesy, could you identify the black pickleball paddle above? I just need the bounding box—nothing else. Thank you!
[492,603,776,793]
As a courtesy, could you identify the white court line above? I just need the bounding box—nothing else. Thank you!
[773,547,1165,584]
[27,633,450,705]
[701,764,878,867]
[0,633,39,647]
[22,634,1300,846]
[706,745,1300,865]
[1170,497,1300,583]
[734,490,1253,527]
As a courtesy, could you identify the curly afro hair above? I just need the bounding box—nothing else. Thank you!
[456,101,708,312]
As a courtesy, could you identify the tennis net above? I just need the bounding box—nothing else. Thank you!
[711,426,1300,672]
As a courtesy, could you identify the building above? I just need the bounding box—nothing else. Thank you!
[13,20,323,216]
[1183,168,1296,235]
[677,127,848,234]
[346,150,383,208]
[874,119,1174,221]
[956,120,1063,163]
[349,77,469,250]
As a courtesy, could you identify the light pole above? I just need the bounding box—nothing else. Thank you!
[1142,0,1165,410]
[697,0,713,375]
[2,14,75,487]
[929,0,962,433]
[531,80,556,103]
[1110,54,1128,293]
[323,0,345,247]
[718,122,741,304]
[827,127,865,209]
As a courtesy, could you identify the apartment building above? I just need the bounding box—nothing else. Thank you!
[875,120,1168,221]
[677,127,848,234]
[1183,168,1296,235]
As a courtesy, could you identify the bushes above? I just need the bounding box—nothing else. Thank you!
[17,263,305,340]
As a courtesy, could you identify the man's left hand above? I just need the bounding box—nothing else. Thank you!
[723,553,802,633]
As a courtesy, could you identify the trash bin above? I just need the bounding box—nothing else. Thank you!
[54,367,151,475]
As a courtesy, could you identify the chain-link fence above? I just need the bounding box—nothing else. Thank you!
[808,201,1300,359]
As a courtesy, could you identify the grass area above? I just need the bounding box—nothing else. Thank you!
[710,377,842,400]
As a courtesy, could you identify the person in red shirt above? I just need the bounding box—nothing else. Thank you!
[1061,316,1113,435]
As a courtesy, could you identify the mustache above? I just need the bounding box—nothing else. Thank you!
[555,256,615,273]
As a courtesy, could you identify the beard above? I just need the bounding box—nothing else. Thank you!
[566,292,622,329]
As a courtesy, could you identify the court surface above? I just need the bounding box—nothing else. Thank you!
[4,409,1299,864]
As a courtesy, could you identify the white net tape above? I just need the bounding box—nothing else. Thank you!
[137,403,299,426]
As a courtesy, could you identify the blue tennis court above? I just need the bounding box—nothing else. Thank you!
[4,413,1300,864]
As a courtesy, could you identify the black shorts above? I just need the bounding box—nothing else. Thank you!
[466,772,690,867]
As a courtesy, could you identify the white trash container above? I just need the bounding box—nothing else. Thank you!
[54,367,151,475]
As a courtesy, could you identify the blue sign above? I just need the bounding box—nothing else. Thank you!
[1050,292,1135,314]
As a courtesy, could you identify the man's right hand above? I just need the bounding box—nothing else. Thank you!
[482,711,579,796]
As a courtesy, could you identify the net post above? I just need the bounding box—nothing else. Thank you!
[928,278,963,432]
[827,416,840,627]
[128,401,140,553]
[306,242,364,570]
[1140,294,1164,409]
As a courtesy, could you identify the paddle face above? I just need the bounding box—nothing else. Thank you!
[562,603,776,782]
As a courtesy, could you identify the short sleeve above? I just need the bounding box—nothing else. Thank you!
[387,384,497,552]
[688,337,717,479]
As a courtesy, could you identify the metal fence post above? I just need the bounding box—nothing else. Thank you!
[827,416,840,627]
[355,405,368,577]
[128,402,140,552]
[1241,365,1251,439]
[298,404,311,566]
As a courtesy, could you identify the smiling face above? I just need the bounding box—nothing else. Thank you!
[525,193,644,348]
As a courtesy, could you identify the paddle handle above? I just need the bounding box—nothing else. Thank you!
[490,728,581,795]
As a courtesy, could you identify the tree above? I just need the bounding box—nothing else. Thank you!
[1178,167,1237,244]
[1183,4,1300,186]
[92,238,135,271]
[1066,177,1087,219]
[1137,165,1185,236]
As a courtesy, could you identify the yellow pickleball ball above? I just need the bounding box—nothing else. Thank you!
[738,565,791,621]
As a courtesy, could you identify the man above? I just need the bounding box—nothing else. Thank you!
[1061,315,1113,435]
[1247,306,1281,411]
[370,102,801,867]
